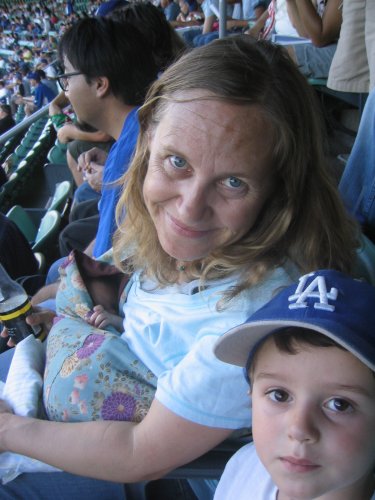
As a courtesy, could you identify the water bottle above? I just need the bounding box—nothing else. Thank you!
[0,263,43,343]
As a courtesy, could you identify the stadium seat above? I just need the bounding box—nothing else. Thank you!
[47,140,68,165]
[47,180,72,213]
[5,204,37,242]
[6,202,62,266]
[32,209,61,256]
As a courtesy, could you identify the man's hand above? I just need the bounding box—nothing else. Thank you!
[84,162,104,192]
[57,123,79,144]
[77,147,108,173]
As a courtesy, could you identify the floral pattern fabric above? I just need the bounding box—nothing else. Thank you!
[43,252,157,423]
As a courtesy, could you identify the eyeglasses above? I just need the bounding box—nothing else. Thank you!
[54,71,82,91]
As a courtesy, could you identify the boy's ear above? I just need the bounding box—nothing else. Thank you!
[95,76,110,98]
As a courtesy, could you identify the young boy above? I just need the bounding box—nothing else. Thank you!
[214,269,375,500]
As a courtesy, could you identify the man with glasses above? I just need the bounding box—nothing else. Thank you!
[51,16,158,266]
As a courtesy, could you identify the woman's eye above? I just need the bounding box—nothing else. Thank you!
[222,176,244,189]
[169,155,186,169]
[267,389,290,403]
[325,398,353,413]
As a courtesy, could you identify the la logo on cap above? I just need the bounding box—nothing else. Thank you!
[288,273,338,312]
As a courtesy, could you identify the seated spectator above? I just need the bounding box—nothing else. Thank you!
[110,1,186,72]
[21,71,57,115]
[214,269,375,500]
[247,0,342,79]
[285,0,342,79]
[8,72,25,115]
[0,104,15,135]
[49,91,114,190]
[35,68,59,95]
[0,36,359,500]
[327,0,374,93]
[338,87,375,243]
[48,16,158,271]
[0,80,9,104]
[0,212,39,280]
[161,0,181,21]
[58,5,186,262]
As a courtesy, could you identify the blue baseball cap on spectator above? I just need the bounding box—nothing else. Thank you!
[27,72,39,80]
[95,0,129,17]
[214,270,375,372]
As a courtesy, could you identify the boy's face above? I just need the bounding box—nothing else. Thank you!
[251,338,375,499]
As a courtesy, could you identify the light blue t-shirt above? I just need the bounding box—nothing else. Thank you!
[122,264,299,429]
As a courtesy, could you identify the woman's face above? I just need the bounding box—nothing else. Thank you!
[143,95,275,262]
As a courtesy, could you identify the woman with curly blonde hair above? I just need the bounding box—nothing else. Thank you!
[114,36,357,298]
[0,36,359,499]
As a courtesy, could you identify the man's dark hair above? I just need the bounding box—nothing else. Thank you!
[58,17,158,106]
[110,2,186,72]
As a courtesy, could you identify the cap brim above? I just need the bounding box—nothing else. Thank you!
[214,319,375,371]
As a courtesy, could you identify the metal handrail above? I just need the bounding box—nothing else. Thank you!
[219,0,227,38]
[0,103,50,146]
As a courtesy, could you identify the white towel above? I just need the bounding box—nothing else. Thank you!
[0,335,61,484]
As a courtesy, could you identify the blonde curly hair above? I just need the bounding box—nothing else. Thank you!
[113,36,358,303]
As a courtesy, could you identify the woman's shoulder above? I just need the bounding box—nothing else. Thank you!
[239,262,300,302]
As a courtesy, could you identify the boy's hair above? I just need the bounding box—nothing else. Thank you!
[113,36,357,299]
[247,327,348,385]
[58,17,158,106]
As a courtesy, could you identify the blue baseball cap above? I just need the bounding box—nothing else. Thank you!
[27,71,39,80]
[214,270,375,372]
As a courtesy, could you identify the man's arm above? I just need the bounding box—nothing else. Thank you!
[57,123,112,144]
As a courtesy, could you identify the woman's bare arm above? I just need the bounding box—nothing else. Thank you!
[0,399,232,482]
[286,0,342,46]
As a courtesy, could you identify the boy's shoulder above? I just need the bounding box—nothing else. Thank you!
[215,442,278,500]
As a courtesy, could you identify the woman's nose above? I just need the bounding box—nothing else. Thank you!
[177,182,211,221]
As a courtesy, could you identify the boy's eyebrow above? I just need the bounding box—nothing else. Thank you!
[325,383,374,398]
[253,372,284,382]
[253,375,374,398]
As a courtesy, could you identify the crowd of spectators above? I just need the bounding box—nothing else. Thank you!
[0,2,373,500]
[0,0,106,130]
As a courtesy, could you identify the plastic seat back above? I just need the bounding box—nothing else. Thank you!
[48,180,72,212]
[6,204,37,243]
[32,209,61,253]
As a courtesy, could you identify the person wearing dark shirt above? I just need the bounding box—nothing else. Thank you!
[0,104,15,135]
[0,213,39,280]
